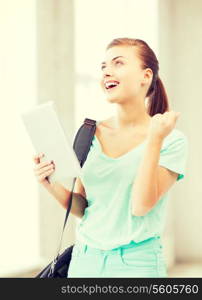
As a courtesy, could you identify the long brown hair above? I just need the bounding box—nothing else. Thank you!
[106,38,169,116]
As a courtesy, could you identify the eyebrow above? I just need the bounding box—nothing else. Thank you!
[101,56,125,65]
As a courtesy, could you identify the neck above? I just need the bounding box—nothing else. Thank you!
[113,99,151,131]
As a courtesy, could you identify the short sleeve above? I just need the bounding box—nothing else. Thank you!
[158,131,189,181]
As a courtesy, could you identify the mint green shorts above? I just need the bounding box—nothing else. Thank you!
[67,236,168,278]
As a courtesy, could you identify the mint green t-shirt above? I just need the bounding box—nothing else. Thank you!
[75,122,189,250]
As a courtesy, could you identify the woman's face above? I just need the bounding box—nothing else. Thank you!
[100,45,151,104]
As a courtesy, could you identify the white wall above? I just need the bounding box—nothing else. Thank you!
[0,0,76,277]
[0,0,39,275]
[159,0,202,262]
[36,0,76,263]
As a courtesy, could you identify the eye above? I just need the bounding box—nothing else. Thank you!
[100,60,123,71]
[115,60,123,65]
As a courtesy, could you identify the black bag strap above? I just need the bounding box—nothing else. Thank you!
[73,118,97,167]
[53,118,97,262]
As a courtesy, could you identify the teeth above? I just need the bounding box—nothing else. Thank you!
[105,81,119,89]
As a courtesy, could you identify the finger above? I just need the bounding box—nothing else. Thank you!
[165,110,175,115]
[169,111,180,121]
[170,110,180,116]
[33,152,44,162]
[34,159,54,172]
[34,163,54,175]
[172,112,180,119]
[33,153,44,164]
[38,169,54,183]
[164,111,179,118]
[33,161,51,172]
[38,160,54,169]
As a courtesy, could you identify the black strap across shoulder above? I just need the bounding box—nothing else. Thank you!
[73,118,97,167]
[54,118,97,259]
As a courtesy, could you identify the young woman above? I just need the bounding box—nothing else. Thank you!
[33,38,188,278]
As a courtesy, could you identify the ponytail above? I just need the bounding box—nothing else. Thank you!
[147,77,170,116]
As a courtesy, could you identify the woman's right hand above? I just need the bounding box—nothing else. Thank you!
[33,153,55,188]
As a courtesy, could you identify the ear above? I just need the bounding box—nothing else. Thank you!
[141,68,153,86]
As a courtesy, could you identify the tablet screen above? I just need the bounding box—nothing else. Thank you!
[21,101,82,183]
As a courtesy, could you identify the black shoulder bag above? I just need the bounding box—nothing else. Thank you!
[35,118,96,278]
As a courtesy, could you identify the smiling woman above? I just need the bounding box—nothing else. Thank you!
[66,37,189,278]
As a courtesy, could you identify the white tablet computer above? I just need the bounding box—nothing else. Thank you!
[21,101,82,183]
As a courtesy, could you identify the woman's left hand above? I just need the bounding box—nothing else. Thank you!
[148,110,181,141]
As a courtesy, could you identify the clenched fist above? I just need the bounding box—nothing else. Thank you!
[148,110,181,141]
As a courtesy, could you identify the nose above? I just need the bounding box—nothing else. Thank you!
[103,66,114,79]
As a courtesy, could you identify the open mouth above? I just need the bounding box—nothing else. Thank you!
[105,81,120,91]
